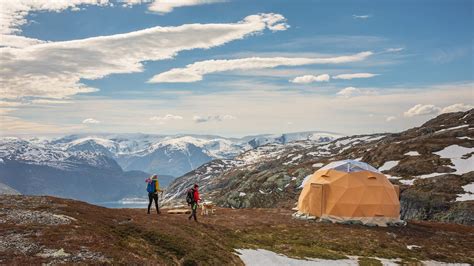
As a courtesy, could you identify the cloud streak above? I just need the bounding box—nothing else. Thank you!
[82,118,100,124]
[332,73,378,80]
[149,51,373,83]
[0,13,288,100]
[193,114,236,123]
[289,74,330,84]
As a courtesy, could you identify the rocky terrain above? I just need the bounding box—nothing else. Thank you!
[0,195,472,265]
[164,110,474,225]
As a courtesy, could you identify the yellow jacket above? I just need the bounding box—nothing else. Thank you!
[152,178,163,193]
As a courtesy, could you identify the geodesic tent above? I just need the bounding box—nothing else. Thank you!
[297,160,401,226]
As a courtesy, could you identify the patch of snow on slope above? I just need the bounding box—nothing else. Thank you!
[456,183,474,202]
[434,145,474,175]
[404,151,420,156]
[417,173,446,179]
[400,179,415,185]
[312,163,323,168]
[236,249,359,266]
[379,161,399,171]
[458,136,474,140]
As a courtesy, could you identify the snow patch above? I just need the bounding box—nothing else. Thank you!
[399,179,415,186]
[239,192,246,197]
[379,161,399,171]
[236,249,359,266]
[435,124,469,134]
[404,151,420,156]
[456,183,474,202]
[434,145,474,175]
[312,163,323,168]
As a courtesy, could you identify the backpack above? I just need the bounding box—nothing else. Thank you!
[147,180,156,193]
[186,188,195,205]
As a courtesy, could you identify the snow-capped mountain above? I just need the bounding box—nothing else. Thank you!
[48,131,342,177]
[0,131,341,202]
[163,110,474,225]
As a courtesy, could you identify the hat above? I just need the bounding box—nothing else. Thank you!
[152,175,158,179]
[194,184,199,188]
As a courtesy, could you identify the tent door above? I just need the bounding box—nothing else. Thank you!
[309,183,324,217]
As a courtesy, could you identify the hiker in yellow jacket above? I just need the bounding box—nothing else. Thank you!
[147,175,163,215]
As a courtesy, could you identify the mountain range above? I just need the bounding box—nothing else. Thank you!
[163,110,474,225]
[0,131,341,202]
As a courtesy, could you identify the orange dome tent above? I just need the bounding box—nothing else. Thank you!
[296,160,402,226]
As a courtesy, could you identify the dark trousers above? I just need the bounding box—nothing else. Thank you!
[188,202,198,221]
[148,192,159,214]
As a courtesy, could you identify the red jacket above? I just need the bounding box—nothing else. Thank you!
[193,189,201,203]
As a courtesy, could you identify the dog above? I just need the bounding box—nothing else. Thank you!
[200,202,216,216]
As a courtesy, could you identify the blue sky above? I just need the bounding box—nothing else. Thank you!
[0,0,472,137]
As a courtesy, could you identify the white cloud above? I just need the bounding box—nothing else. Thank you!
[150,114,183,124]
[386,116,396,122]
[120,0,228,14]
[0,34,46,48]
[337,87,375,98]
[440,103,473,114]
[403,104,441,117]
[149,0,223,14]
[289,74,330,84]
[0,0,110,36]
[82,118,100,124]
[352,14,371,19]
[332,73,378,80]
[149,51,372,83]
[193,114,236,123]
[385,47,404,53]
[0,13,288,100]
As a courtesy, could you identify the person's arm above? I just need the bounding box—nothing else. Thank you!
[155,180,163,193]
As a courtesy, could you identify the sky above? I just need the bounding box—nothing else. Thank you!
[0,0,473,137]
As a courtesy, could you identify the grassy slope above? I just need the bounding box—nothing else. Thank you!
[1,196,473,265]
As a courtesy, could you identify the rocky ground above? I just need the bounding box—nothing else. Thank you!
[164,110,474,225]
[1,195,473,265]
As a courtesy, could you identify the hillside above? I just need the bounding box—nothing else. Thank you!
[0,138,149,202]
[0,195,472,265]
[163,110,474,225]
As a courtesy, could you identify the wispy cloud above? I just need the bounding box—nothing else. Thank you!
[120,0,226,14]
[386,116,397,122]
[149,52,373,83]
[193,114,236,123]
[336,87,375,98]
[1,13,288,101]
[332,73,378,80]
[352,14,371,19]
[385,47,404,53]
[440,103,473,114]
[403,104,440,117]
[150,114,183,124]
[289,74,330,84]
[404,103,473,117]
[82,118,101,124]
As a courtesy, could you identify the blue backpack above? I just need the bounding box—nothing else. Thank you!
[146,180,155,193]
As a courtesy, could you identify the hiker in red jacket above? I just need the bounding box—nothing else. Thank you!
[188,184,201,222]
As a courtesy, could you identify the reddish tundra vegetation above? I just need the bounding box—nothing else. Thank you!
[1,195,473,265]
